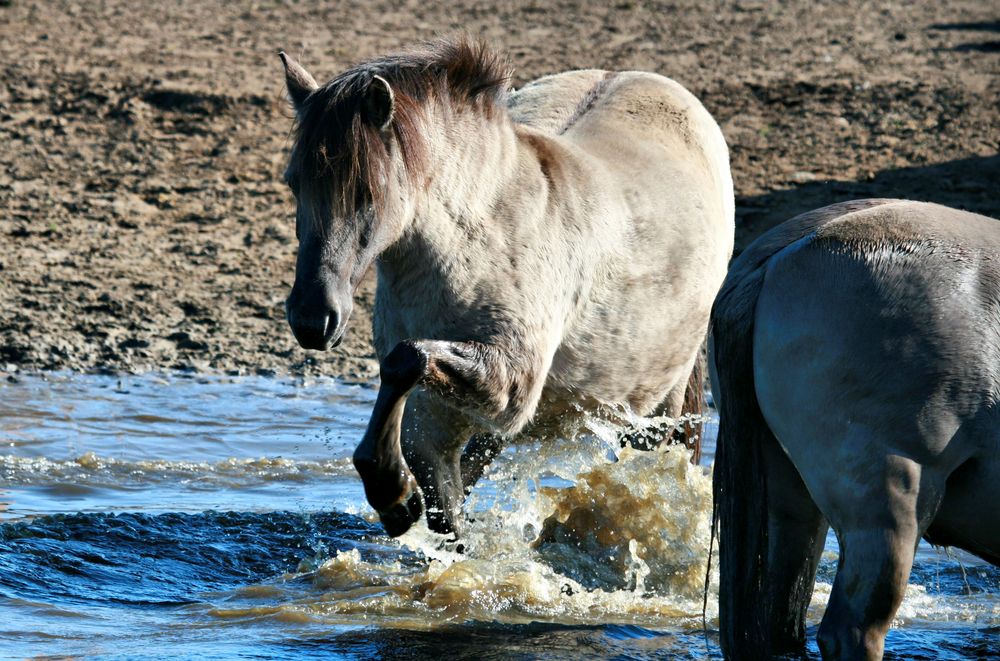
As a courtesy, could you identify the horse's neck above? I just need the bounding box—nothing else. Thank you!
[378,111,554,304]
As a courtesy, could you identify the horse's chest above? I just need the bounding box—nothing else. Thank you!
[371,277,482,356]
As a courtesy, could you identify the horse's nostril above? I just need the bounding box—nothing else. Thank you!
[287,307,337,351]
[323,311,336,336]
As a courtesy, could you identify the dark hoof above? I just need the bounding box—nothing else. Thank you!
[425,507,457,536]
[379,489,424,537]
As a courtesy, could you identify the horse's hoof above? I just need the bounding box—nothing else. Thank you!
[425,507,457,536]
[379,489,424,537]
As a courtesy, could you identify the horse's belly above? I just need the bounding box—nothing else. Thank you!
[550,288,712,413]
[926,448,1000,564]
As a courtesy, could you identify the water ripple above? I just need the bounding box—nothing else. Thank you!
[0,511,387,606]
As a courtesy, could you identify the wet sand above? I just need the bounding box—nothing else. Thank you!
[1,1,998,377]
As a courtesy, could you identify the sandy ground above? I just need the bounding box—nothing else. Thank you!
[1,1,997,378]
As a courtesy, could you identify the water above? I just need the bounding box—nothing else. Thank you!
[0,373,997,659]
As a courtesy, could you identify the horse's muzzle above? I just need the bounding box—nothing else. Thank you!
[286,302,347,351]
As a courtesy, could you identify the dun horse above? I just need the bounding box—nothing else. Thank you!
[279,39,734,537]
[712,199,1000,660]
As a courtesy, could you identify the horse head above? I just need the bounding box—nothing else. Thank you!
[279,43,511,353]
[279,52,412,351]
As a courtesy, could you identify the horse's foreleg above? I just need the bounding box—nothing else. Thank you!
[401,338,539,534]
[353,342,427,537]
[356,339,542,537]
[460,433,505,492]
[816,456,944,661]
[399,398,475,536]
[401,423,505,537]
[404,338,544,433]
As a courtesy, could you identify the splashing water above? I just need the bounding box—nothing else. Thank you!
[0,373,997,659]
[226,405,720,633]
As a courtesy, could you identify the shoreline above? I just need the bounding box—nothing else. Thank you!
[2,0,996,379]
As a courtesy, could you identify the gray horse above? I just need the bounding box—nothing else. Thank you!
[279,39,734,537]
[711,199,1000,660]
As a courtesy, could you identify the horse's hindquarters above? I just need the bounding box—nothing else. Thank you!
[714,200,1000,659]
[752,225,1000,563]
[748,215,999,659]
[754,235,994,482]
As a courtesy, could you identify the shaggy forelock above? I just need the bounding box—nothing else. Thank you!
[289,37,512,220]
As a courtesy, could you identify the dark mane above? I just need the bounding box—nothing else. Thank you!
[289,38,512,219]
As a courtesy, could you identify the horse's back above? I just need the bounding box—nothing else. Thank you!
[510,68,733,224]
[510,68,721,153]
[507,69,610,133]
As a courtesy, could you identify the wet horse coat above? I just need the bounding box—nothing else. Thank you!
[711,199,1000,660]
[280,40,734,536]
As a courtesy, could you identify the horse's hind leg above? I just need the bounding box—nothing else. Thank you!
[816,455,944,661]
[460,433,504,493]
[761,439,829,654]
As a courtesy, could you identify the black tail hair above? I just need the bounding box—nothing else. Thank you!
[709,265,781,659]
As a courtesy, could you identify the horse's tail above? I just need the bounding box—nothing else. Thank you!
[677,350,706,464]
[710,263,780,659]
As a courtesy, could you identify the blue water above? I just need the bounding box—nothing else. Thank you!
[0,373,996,659]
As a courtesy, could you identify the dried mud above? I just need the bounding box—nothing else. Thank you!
[1,1,997,377]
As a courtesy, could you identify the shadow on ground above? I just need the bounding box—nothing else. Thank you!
[929,19,1000,53]
[734,154,1000,251]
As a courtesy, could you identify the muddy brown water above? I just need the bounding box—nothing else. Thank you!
[0,372,996,659]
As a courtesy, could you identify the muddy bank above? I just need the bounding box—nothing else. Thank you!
[1,1,997,376]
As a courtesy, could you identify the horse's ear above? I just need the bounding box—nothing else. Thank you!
[364,74,395,131]
[279,51,318,111]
